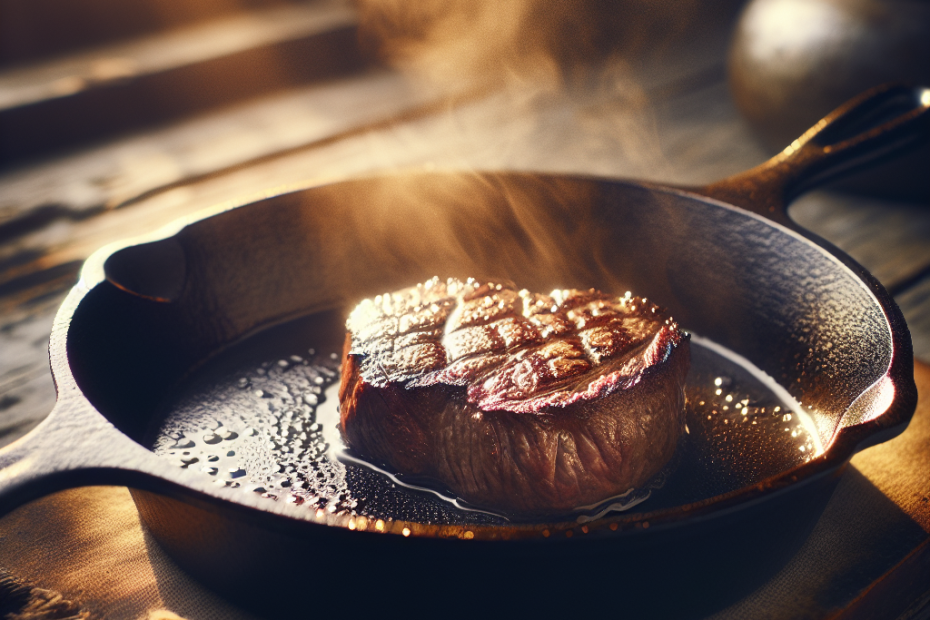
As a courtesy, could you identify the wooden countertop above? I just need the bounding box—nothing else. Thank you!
[0,1,927,617]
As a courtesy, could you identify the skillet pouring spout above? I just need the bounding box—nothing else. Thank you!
[0,84,926,615]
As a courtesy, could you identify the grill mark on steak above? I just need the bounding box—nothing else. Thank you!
[339,277,690,516]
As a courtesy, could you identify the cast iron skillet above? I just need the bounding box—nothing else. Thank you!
[0,84,927,617]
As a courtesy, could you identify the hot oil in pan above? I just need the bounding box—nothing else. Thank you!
[147,312,822,525]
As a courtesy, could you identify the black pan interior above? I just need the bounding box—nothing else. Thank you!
[65,172,891,515]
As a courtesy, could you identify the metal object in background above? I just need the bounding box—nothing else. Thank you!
[728,0,930,199]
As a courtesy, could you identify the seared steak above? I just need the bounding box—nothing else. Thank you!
[338,277,689,517]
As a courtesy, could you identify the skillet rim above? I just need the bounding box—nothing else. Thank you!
[36,169,918,542]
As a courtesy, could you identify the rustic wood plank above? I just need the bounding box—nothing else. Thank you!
[0,1,354,110]
[0,45,728,232]
[897,274,930,364]
[0,0,363,164]
[0,298,62,448]
[0,0,301,67]
[0,68,441,238]
[789,191,930,292]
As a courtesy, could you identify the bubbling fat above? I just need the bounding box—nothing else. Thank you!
[338,277,690,517]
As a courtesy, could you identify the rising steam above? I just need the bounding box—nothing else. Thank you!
[355,0,708,89]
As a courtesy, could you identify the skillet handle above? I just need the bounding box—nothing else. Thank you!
[0,399,144,516]
[696,84,930,223]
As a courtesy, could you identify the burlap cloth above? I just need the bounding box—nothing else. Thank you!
[1,365,928,619]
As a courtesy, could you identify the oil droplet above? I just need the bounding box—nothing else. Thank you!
[402,528,411,537]
[464,530,474,539]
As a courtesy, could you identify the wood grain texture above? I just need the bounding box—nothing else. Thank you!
[898,276,930,365]
[0,0,364,164]
[0,2,928,614]
[790,191,930,293]
[0,0,301,67]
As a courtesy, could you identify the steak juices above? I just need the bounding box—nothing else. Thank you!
[338,277,690,517]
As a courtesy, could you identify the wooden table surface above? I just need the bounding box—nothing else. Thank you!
[0,1,928,618]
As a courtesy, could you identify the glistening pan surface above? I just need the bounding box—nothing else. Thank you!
[146,307,823,526]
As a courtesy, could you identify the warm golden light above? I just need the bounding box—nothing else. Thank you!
[842,375,896,428]
[356,0,708,91]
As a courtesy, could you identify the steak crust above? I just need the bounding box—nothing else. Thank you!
[338,277,689,517]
